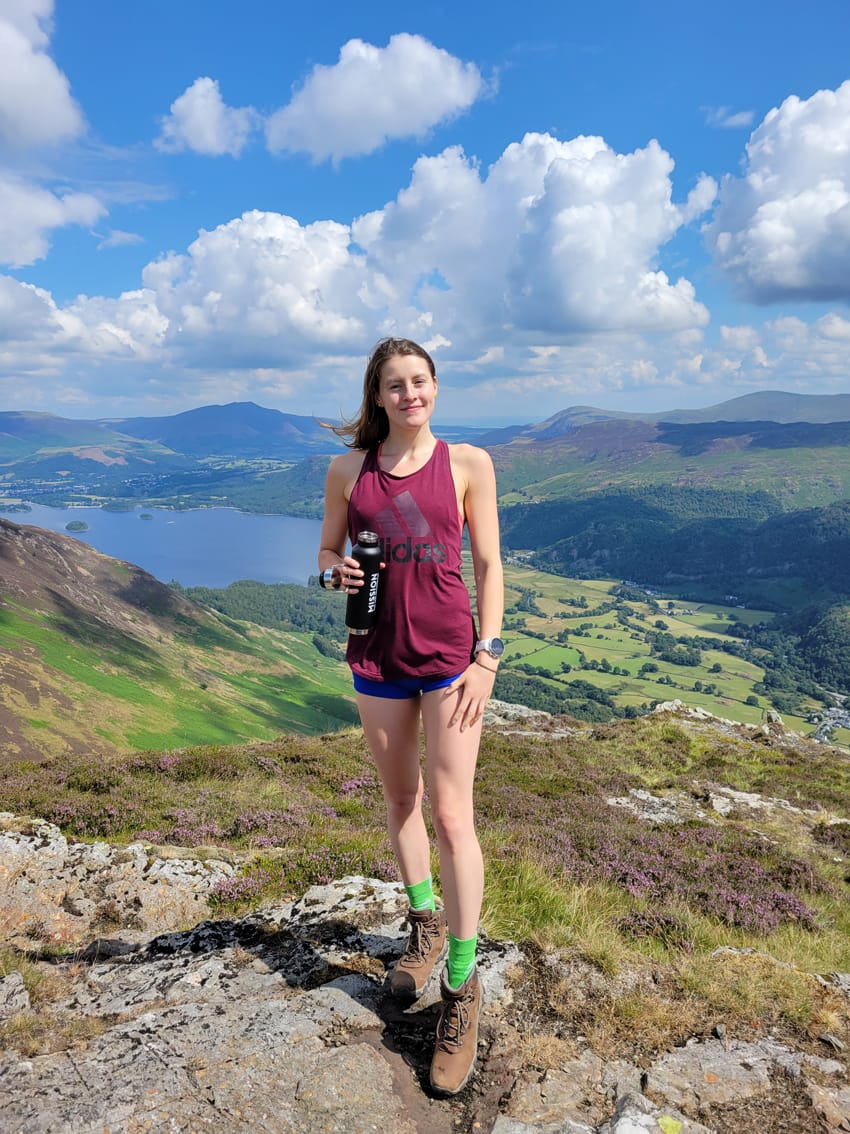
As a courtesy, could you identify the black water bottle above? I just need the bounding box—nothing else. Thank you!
[346,531,383,635]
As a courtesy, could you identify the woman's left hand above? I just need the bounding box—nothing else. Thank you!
[446,660,497,732]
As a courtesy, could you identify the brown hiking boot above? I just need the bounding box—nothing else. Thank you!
[388,906,447,1001]
[429,967,481,1095]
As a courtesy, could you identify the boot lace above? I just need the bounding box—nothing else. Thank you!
[400,914,437,966]
[435,988,473,1052]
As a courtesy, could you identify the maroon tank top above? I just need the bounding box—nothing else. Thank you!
[346,439,475,681]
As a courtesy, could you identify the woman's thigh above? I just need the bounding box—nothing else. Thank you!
[355,692,423,798]
[419,685,483,810]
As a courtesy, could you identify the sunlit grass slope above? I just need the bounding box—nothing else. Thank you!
[2,714,848,1059]
[0,600,356,758]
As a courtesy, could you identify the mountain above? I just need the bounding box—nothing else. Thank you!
[112,401,338,458]
[479,389,850,445]
[0,518,356,760]
[0,403,344,481]
[485,414,850,613]
[490,417,850,510]
[659,389,850,425]
[0,410,186,479]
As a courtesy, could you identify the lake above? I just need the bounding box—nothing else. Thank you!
[12,504,325,588]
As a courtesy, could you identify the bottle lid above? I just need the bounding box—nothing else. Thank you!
[356,531,379,545]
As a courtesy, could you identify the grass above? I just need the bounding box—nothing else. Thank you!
[1,599,357,756]
[0,1012,107,1058]
[2,645,849,1064]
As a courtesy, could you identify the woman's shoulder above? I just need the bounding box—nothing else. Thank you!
[328,447,371,475]
[446,441,494,472]
[327,447,371,497]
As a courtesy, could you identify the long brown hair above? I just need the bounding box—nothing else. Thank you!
[331,337,437,450]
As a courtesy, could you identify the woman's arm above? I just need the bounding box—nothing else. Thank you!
[318,451,368,591]
[449,445,504,730]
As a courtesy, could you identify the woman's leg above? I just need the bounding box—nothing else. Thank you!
[420,685,484,940]
[355,692,432,886]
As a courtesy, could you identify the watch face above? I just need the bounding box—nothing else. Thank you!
[477,637,505,657]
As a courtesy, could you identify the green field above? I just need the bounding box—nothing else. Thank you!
[489,561,826,737]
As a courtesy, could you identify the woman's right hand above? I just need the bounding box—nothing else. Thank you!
[339,555,362,594]
[339,556,385,593]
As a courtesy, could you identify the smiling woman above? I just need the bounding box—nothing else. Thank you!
[318,336,504,1095]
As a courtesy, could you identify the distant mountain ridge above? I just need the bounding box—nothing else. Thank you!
[112,401,338,457]
[478,389,850,445]
[0,401,338,463]
[3,389,850,523]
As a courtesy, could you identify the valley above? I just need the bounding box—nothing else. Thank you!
[3,390,850,754]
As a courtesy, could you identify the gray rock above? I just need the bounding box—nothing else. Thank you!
[645,1036,844,1112]
[705,784,820,820]
[606,788,709,825]
[491,1116,594,1133]
[502,1050,642,1130]
[1,819,844,1134]
[0,814,234,949]
[0,971,30,1016]
[807,1082,850,1130]
[598,1090,714,1133]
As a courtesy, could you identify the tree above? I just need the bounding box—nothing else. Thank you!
[799,605,850,694]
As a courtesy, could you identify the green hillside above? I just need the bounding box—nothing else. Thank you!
[0,518,356,760]
[493,419,850,509]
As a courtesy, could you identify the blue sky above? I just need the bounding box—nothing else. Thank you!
[1,0,849,425]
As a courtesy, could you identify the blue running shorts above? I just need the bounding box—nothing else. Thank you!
[352,672,464,699]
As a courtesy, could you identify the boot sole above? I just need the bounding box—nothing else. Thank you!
[388,938,447,1001]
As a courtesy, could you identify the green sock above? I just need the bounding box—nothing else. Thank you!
[447,932,477,988]
[405,876,436,912]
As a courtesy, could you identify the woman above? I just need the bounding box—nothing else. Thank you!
[318,337,504,1095]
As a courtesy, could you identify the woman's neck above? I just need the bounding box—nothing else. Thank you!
[380,425,436,459]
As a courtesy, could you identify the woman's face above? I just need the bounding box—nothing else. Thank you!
[377,353,438,429]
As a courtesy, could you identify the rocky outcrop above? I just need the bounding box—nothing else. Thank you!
[0,813,236,950]
[1,826,849,1132]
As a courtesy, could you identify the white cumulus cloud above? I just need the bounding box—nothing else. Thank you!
[0,174,104,267]
[139,210,381,366]
[156,77,257,157]
[0,0,83,147]
[706,81,850,303]
[354,132,716,344]
[1,0,52,45]
[266,33,485,162]
[0,127,723,404]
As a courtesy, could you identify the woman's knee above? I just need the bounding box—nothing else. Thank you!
[383,780,424,822]
[431,804,476,852]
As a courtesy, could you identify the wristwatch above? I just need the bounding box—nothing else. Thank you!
[474,637,505,659]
